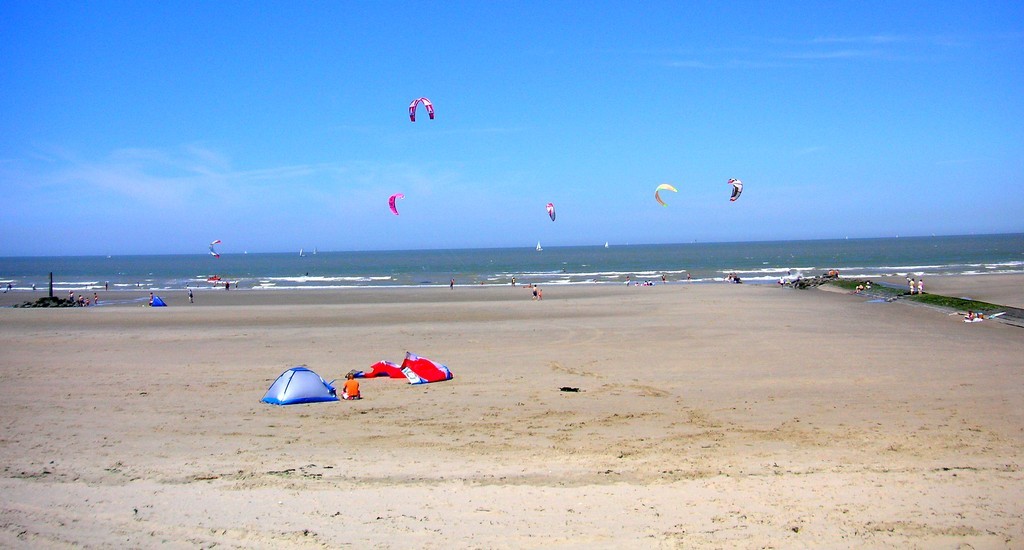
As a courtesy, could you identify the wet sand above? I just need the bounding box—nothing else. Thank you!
[0,276,1022,547]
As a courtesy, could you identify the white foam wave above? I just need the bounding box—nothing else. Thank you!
[260,275,393,283]
[727,266,817,275]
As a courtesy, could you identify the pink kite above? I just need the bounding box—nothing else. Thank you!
[359,360,404,379]
[400,352,453,383]
[355,352,453,385]
[388,193,405,215]
[408,97,434,122]
[546,203,556,221]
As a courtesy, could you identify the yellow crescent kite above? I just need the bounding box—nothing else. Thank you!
[654,184,677,207]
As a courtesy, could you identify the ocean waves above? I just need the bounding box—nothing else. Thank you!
[2,234,1021,291]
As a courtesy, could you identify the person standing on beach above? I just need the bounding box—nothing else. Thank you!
[188,288,194,303]
[511,276,516,286]
[450,278,455,290]
[908,277,915,294]
[917,278,924,295]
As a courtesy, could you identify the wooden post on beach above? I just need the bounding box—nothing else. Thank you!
[49,272,53,298]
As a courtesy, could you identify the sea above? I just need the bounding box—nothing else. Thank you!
[1,234,1021,292]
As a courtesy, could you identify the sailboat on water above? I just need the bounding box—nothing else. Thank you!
[604,241,609,248]
[536,241,543,251]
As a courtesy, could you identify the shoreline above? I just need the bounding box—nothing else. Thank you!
[2,273,1021,309]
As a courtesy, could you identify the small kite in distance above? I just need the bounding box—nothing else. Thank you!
[209,240,221,258]
[546,202,556,221]
[654,184,677,207]
[389,193,405,215]
[728,179,743,202]
[408,97,434,122]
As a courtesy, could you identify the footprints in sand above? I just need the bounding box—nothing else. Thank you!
[633,385,671,398]
[545,325,607,349]
[547,363,671,399]
[548,361,602,379]
[684,409,720,429]
[582,381,671,398]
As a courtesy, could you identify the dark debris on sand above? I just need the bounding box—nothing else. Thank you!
[12,297,80,308]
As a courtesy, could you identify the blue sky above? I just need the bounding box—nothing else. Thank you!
[2,1,1022,256]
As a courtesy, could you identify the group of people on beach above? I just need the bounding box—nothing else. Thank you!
[907,276,925,294]
[510,277,544,299]
[68,291,99,306]
[624,275,659,286]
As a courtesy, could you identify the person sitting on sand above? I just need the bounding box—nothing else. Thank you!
[342,373,361,400]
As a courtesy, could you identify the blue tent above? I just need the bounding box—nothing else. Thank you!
[151,296,167,307]
[261,367,338,405]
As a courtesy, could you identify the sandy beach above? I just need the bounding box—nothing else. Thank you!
[1,276,1022,547]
